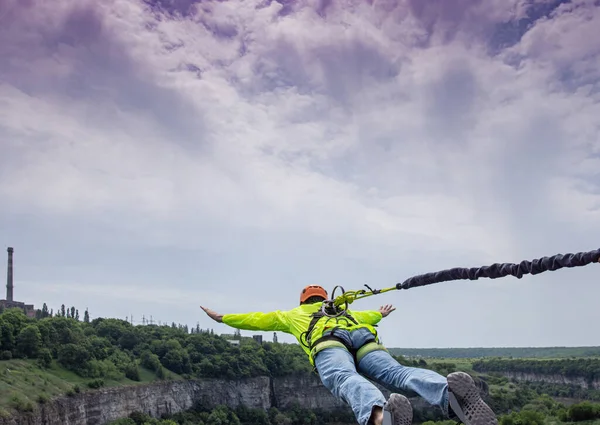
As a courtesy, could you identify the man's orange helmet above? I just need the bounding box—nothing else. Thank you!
[300,285,328,304]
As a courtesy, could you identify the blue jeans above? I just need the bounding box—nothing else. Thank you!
[314,328,449,425]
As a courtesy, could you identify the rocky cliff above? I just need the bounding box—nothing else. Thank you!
[0,375,447,425]
[497,372,600,390]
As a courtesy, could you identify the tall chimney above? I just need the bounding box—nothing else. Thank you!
[6,247,13,302]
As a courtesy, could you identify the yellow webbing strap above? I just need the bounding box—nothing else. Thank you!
[356,341,387,363]
[310,339,347,360]
[310,339,387,364]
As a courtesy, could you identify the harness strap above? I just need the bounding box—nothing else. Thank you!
[303,312,324,348]
[356,341,387,363]
[309,329,387,371]
[303,307,359,349]
[310,337,348,360]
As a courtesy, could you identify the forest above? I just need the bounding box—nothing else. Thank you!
[472,358,600,382]
[1,306,600,425]
[389,347,600,359]
[0,304,314,382]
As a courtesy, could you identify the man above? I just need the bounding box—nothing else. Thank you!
[201,285,497,425]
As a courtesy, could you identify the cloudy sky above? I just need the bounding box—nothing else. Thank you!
[1,0,599,348]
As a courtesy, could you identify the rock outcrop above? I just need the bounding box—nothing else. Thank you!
[0,375,450,425]
[496,372,600,390]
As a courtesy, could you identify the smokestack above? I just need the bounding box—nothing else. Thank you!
[6,247,13,302]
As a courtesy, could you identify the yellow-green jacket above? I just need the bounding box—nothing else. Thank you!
[222,302,382,364]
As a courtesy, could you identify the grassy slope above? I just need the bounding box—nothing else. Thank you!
[0,359,181,415]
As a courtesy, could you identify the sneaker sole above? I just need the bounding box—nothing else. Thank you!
[383,393,413,425]
[447,372,497,425]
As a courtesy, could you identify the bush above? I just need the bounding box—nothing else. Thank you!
[568,401,600,421]
[500,410,546,425]
[156,365,166,380]
[37,348,52,368]
[85,359,121,380]
[129,411,152,424]
[124,363,140,381]
[57,343,90,374]
[109,419,136,425]
[140,351,161,372]
[9,394,34,412]
[1,350,13,360]
[87,379,104,389]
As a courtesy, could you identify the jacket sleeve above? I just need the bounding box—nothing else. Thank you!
[350,310,383,326]
[222,311,290,332]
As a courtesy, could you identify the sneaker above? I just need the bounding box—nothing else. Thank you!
[447,372,498,425]
[383,393,413,425]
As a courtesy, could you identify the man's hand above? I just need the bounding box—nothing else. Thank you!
[379,304,396,318]
[200,306,224,323]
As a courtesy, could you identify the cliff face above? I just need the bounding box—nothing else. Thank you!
[0,375,448,425]
[497,372,600,390]
[0,378,272,425]
[273,375,436,412]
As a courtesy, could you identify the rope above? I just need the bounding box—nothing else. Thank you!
[326,248,600,316]
[397,248,600,290]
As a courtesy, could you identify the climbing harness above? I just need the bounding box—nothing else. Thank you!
[300,287,360,350]
[301,285,388,368]
[323,248,600,318]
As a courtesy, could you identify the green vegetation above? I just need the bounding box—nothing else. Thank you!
[3,305,600,425]
[0,305,313,414]
[473,358,600,382]
[0,358,160,412]
[472,358,600,404]
[105,398,600,425]
[388,347,600,359]
[107,404,356,425]
[0,305,313,380]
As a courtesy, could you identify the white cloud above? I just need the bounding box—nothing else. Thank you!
[1,0,599,347]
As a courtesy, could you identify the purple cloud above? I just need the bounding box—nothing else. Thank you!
[1,0,599,347]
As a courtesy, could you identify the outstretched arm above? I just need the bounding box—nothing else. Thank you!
[350,304,395,326]
[200,305,290,332]
[201,306,223,323]
[378,304,395,318]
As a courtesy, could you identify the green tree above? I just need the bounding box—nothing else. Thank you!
[568,401,600,421]
[37,347,53,368]
[58,343,91,374]
[17,324,42,357]
[124,363,140,381]
[0,319,15,352]
[206,405,241,425]
[0,308,30,353]
[140,350,161,372]
[500,410,545,425]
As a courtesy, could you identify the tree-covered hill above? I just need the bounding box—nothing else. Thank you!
[4,305,600,425]
[0,305,313,386]
[473,358,600,381]
[388,347,600,359]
